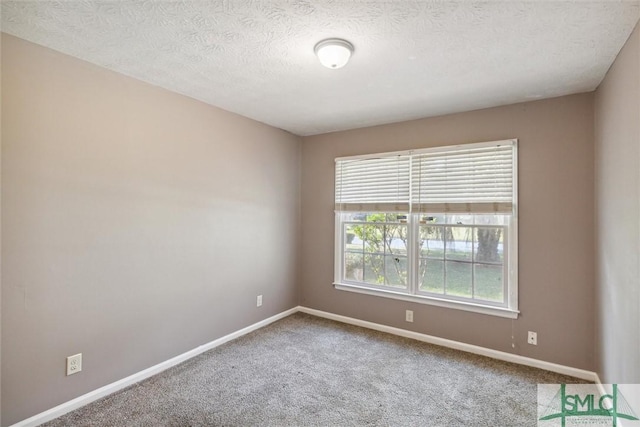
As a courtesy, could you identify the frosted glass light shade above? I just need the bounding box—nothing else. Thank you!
[314,39,354,69]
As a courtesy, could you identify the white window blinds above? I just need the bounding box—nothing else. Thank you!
[335,140,516,213]
[411,141,515,213]
[334,154,411,212]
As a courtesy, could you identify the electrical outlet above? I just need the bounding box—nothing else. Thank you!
[405,310,414,323]
[66,353,82,376]
[257,295,262,307]
[527,331,537,346]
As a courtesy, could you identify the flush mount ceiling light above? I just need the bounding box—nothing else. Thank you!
[314,38,354,69]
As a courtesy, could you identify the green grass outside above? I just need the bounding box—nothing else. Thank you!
[345,252,503,303]
[420,259,503,302]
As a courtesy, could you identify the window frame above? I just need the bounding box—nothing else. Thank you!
[333,140,519,319]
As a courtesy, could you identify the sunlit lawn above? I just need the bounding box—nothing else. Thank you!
[420,259,503,302]
[346,248,503,303]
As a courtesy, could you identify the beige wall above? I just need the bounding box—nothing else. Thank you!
[594,21,640,384]
[301,93,595,370]
[0,34,301,426]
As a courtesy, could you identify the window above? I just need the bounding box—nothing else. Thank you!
[334,140,518,318]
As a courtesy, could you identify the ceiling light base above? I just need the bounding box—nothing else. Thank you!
[314,38,354,69]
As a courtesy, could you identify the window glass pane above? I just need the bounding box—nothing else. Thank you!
[363,254,385,285]
[446,214,473,225]
[343,212,365,222]
[385,256,407,288]
[474,264,504,302]
[345,216,409,289]
[343,212,408,223]
[345,224,363,249]
[444,227,473,261]
[419,258,444,294]
[365,213,388,222]
[363,224,385,253]
[474,214,507,226]
[386,225,408,256]
[419,226,444,258]
[419,214,444,224]
[474,227,504,263]
[344,252,364,282]
[445,261,472,298]
[386,213,407,223]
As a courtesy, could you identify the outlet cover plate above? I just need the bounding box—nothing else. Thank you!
[66,353,82,376]
[405,310,414,323]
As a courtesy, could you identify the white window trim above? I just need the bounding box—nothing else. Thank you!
[333,139,519,319]
[333,282,520,319]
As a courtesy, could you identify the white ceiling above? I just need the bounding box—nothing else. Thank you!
[2,1,639,136]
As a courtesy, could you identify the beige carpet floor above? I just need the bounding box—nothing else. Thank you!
[43,312,586,426]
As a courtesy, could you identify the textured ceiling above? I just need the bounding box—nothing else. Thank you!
[2,1,639,136]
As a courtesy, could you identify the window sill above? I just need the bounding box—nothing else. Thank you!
[333,282,519,319]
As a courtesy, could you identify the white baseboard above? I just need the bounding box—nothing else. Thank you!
[13,304,598,427]
[11,307,298,427]
[298,306,598,382]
